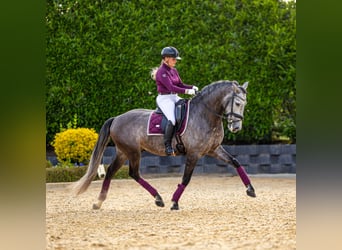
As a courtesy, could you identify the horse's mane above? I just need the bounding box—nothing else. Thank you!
[191,80,237,104]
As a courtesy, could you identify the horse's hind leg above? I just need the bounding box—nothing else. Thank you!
[93,152,127,210]
[171,154,198,210]
[128,153,165,207]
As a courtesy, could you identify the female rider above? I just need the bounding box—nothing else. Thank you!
[151,46,198,155]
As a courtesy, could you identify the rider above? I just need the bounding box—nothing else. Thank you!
[151,46,198,156]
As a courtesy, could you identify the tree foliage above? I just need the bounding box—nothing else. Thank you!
[46,0,296,145]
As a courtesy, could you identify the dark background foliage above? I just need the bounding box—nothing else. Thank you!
[46,0,296,145]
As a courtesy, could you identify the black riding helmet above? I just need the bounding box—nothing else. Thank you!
[161,46,181,60]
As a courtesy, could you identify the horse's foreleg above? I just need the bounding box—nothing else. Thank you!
[171,155,197,210]
[129,161,165,207]
[235,163,256,197]
[171,183,187,210]
[209,146,256,198]
[93,155,126,210]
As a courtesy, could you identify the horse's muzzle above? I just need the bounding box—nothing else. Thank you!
[228,121,242,133]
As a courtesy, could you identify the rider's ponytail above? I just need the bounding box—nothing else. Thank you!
[150,67,158,80]
[151,60,165,80]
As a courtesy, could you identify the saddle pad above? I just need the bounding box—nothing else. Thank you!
[147,112,164,135]
[147,101,190,136]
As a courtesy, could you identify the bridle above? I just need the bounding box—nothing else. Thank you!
[225,92,246,123]
[201,90,246,123]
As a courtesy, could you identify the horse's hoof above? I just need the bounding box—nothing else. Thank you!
[92,204,101,210]
[170,202,179,210]
[247,189,256,197]
[246,185,256,198]
[155,200,165,207]
[93,201,103,210]
[155,194,165,207]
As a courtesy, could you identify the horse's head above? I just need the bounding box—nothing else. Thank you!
[225,81,248,133]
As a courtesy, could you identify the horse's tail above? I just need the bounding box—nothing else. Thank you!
[72,117,115,195]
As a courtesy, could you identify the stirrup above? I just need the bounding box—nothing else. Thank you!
[165,146,175,156]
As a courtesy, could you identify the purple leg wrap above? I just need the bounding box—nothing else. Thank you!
[102,179,111,191]
[99,179,111,200]
[138,178,158,197]
[236,166,251,186]
[172,184,186,202]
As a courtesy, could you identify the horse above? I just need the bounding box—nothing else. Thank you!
[73,80,256,210]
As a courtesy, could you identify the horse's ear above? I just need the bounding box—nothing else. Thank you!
[242,82,249,90]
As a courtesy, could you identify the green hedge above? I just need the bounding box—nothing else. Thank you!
[46,165,130,183]
[46,0,296,144]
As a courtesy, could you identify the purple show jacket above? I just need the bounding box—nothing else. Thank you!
[155,63,193,94]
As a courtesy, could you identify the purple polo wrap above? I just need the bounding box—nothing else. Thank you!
[236,166,251,186]
[138,178,158,197]
[172,184,186,202]
[101,179,111,192]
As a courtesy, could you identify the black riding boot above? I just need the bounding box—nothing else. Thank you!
[164,120,175,155]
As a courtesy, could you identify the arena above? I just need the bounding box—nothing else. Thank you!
[46,174,296,249]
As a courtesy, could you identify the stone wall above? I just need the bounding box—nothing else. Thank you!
[101,144,296,175]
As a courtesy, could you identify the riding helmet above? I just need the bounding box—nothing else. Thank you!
[161,46,181,60]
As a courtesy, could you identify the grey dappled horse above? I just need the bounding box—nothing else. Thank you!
[73,80,256,210]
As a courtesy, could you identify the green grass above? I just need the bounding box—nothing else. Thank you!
[46,164,130,183]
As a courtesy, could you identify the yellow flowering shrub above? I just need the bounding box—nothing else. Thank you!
[52,128,98,164]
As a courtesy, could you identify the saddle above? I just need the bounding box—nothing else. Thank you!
[147,99,190,154]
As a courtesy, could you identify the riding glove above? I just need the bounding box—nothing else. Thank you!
[185,89,196,95]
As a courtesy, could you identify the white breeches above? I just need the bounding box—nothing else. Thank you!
[156,94,182,125]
